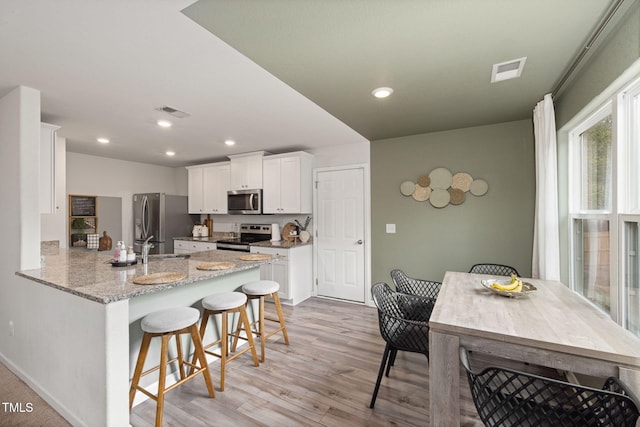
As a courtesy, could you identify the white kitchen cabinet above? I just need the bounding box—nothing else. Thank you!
[263,152,313,214]
[174,240,217,254]
[187,162,230,214]
[229,152,264,190]
[250,244,312,305]
[40,123,61,214]
[204,163,230,213]
[41,134,67,247]
[187,167,204,213]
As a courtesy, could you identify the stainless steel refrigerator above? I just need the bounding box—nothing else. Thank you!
[133,193,194,254]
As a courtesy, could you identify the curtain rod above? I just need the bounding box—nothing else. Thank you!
[551,0,627,98]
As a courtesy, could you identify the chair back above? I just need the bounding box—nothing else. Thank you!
[469,263,520,277]
[390,269,441,298]
[371,282,432,355]
[459,347,640,427]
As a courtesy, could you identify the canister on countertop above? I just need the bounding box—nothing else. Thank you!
[118,242,128,262]
[204,217,213,237]
[271,223,281,242]
[127,246,136,262]
[114,240,124,261]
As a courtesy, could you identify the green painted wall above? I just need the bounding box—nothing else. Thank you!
[555,2,640,129]
[554,1,640,284]
[371,119,534,286]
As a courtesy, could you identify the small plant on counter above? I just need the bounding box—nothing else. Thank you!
[294,216,311,231]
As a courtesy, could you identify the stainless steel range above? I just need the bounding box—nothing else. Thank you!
[215,224,272,252]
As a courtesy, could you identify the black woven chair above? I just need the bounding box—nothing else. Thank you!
[369,282,434,408]
[469,263,520,277]
[460,347,640,426]
[387,269,441,375]
[390,269,441,298]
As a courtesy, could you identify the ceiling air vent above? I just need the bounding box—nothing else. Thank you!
[491,57,527,83]
[155,105,191,118]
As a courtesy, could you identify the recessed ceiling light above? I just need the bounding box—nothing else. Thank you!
[157,120,172,128]
[372,87,394,98]
[165,151,175,156]
[97,137,110,144]
[224,139,235,146]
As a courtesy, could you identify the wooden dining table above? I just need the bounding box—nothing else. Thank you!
[429,271,640,426]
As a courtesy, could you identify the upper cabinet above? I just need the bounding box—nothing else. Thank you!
[205,163,230,214]
[263,152,313,214]
[40,123,61,214]
[229,152,265,190]
[187,162,230,214]
[187,166,204,213]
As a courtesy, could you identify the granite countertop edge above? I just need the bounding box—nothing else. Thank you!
[16,249,278,305]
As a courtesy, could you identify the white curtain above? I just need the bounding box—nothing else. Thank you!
[532,93,561,280]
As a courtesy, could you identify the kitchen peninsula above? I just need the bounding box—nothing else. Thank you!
[15,247,276,426]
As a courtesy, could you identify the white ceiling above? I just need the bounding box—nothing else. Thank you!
[0,0,620,167]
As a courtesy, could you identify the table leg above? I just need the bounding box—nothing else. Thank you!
[619,366,640,399]
[429,331,460,426]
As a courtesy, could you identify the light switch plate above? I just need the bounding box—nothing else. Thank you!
[386,224,396,233]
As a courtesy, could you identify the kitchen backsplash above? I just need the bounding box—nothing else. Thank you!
[195,214,313,235]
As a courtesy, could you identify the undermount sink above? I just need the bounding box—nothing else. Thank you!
[145,254,190,261]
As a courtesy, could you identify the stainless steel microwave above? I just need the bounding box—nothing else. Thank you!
[227,189,263,214]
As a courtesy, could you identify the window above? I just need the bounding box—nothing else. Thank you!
[569,76,640,337]
[570,105,615,316]
[621,217,640,336]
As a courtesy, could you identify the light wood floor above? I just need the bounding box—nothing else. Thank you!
[130,297,483,427]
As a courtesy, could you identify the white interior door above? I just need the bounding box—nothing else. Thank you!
[315,167,365,302]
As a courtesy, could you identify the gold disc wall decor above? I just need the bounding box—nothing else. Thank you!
[449,188,465,205]
[400,180,415,196]
[398,168,489,208]
[417,175,430,188]
[412,184,430,202]
[451,172,473,192]
[429,167,453,189]
[429,188,450,208]
[470,179,489,196]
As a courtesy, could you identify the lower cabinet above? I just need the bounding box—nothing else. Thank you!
[250,244,312,305]
[174,240,217,254]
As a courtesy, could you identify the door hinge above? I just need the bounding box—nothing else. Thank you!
[315,278,318,286]
[315,181,318,189]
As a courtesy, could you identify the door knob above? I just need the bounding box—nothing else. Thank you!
[356,240,363,245]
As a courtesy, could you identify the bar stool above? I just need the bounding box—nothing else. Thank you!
[236,280,289,362]
[191,291,259,391]
[129,306,214,427]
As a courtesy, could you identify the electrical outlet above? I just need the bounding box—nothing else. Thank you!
[386,224,396,233]
[9,321,14,337]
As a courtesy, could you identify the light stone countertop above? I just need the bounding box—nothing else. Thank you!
[174,234,312,249]
[173,232,229,243]
[16,248,278,304]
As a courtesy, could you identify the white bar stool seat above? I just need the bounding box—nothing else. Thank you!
[202,292,248,312]
[130,306,214,427]
[192,291,259,391]
[142,306,200,333]
[243,280,280,296]
[237,280,289,362]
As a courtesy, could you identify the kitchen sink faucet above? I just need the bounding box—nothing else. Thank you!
[141,236,154,264]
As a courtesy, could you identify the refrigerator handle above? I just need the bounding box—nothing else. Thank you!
[142,195,149,238]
